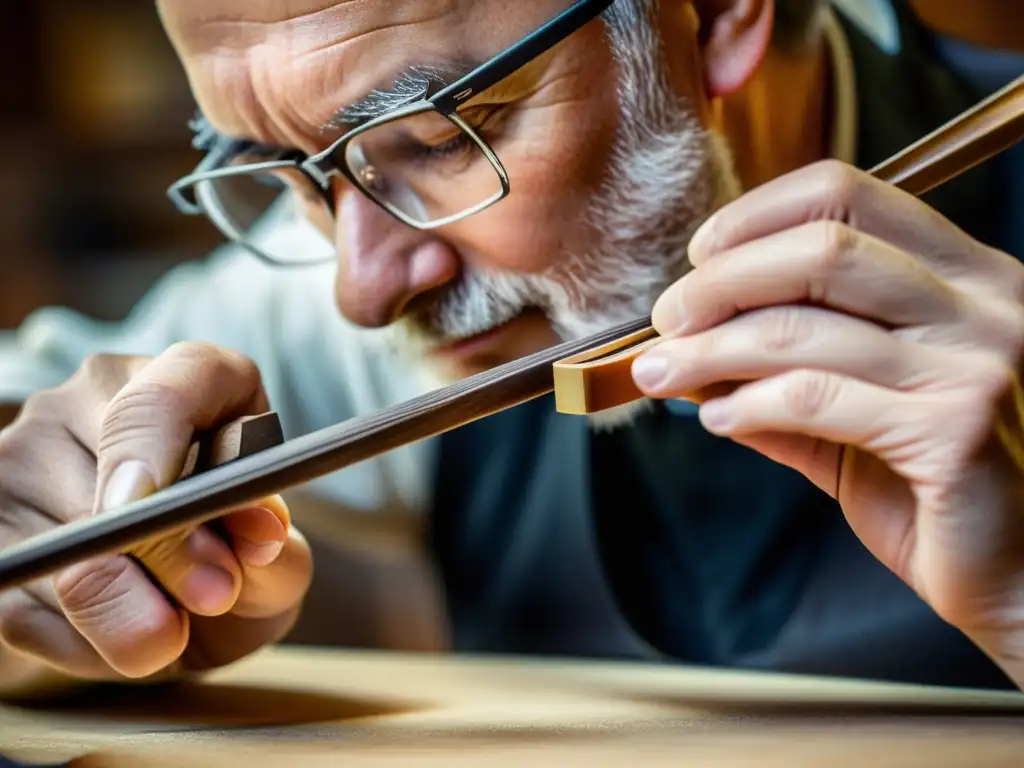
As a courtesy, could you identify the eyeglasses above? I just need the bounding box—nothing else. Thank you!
[167,0,616,266]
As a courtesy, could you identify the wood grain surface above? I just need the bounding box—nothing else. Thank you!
[2,647,1024,766]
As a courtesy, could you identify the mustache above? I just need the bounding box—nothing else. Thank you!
[392,265,554,349]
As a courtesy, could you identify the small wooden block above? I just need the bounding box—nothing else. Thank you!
[552,327,660,414]
[177,412,284,481]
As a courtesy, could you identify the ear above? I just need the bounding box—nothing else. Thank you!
[697,0,775,97]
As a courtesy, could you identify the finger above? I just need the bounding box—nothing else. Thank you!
[136,497,294,619]
[0,582,113,681]
[232,526,313,620]
[686,159,1007,284]
[55,354,154,453]
[694,369,924,460]
[727,431,918,591]
[129,523,242,617]
[652,221,962,337]
[51,554,190,679]
[0,424,97,538]
[220,496,290,570]
[226,497,311,620]
[695,369,922,568]
[92,342,269,509]
[85,344,268,618]
[635,305,960,400]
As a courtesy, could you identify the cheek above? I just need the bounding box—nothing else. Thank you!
[451,103,620,274]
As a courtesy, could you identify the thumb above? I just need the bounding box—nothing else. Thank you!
[93,342,270,514]
[86,344,270,626]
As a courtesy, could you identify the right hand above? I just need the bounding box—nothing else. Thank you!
[0,342,313,690]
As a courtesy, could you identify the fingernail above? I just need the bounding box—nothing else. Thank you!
[234,538,285,568]
[181,564,238,615]
[100,461,155,514]
[632,354,670,391]
[700,399,733,432]
[651,293,689,338]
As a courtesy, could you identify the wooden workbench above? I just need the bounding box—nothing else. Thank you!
[3,646,1024,766]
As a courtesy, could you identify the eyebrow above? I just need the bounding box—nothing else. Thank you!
[323,57,482,130]
[186,57,485,156]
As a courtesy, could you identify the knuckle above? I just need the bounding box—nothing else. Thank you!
[0,394,66,465]
[164,339,218,361]
[15,386,65,424]
[78,352,117,382]
[815,220,856,273]
[68,353,135,398]
[56,556,138,617]
[0,594,49,653]
[1005,261,1024,306]
[757,307,815,352]
[100,382,186,443]
[165,341,263,391]
[0,415,30,460]
[815,159,861,210]
[970,352,1017,402]
[781,369,841,419]
[993,301,1024,362]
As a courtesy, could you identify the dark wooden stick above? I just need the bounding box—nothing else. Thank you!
[0,319,648,589]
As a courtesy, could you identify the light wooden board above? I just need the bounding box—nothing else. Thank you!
[3,646,1024,766]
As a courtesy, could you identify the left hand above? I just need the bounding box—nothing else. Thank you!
[631,159,1024,680]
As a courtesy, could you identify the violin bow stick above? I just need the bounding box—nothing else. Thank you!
[551,72,1024,415]
[0,75,1021,591]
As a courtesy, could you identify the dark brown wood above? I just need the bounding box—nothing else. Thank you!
[0,318,649,590]
[0,403,20,431]
[178,413,285,481]
[874,73,1024,197]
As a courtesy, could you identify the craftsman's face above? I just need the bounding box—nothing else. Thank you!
[159,0,740,381]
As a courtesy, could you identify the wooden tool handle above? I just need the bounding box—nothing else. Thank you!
[177,412,285,481]
[552,74,1024,416]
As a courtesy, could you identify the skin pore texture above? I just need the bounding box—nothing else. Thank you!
[158,0,828,389]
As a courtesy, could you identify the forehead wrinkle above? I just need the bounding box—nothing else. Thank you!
[250,0,469,140]
[171,0,364,51]
[206,4,458,150]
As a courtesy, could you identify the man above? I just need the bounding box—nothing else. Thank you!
[0,0,1022,698]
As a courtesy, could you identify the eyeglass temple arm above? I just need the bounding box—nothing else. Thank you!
[431,0,616,114]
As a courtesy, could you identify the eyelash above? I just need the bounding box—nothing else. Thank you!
[415,132,475,160]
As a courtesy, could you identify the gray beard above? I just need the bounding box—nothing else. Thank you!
[373,1,742,426]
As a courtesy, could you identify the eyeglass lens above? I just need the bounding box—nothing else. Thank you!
[341,109,504,226]
[196,157,335,264]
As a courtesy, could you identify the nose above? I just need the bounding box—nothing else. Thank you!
[333,188,460,328]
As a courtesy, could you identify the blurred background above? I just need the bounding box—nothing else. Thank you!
[0,0,222,333]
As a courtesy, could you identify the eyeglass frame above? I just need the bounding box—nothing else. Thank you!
[166,0,617,265]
